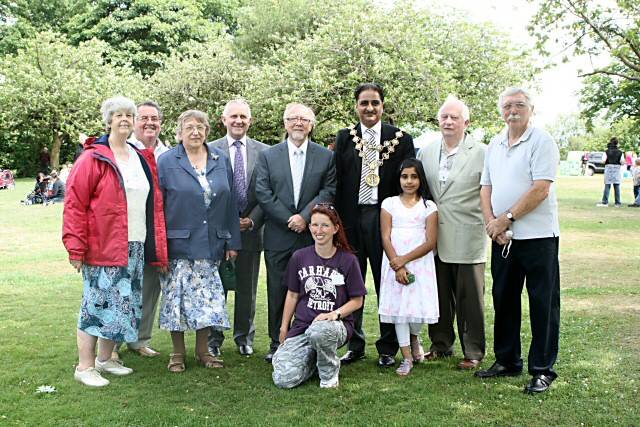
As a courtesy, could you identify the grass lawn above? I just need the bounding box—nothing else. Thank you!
[0,176,638,426]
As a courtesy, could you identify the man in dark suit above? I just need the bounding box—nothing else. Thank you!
[334,83,415,367]
[208,99,269,357]
[255,103,336,362]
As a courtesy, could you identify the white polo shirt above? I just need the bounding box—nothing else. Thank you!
[480,126,560,239]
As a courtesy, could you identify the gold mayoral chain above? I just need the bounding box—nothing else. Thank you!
[349,124,404,187]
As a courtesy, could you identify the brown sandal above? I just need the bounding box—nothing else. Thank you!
[167,353,185,373]
[195,352,224,368]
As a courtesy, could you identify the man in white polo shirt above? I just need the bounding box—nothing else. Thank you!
[476,87,560,394]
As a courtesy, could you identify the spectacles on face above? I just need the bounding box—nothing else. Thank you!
[285,117,312,124]
[501,102,529,111]
[184,125,206,134]
[138,115,161,123]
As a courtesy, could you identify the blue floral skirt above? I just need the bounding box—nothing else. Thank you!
[159,259,230,332]
[77,242,144,342]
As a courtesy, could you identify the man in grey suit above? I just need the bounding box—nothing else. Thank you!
[208,99,268,357]
[417,95,487,370]
[255,103,336,362]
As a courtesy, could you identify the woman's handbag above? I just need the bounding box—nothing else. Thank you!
[219,259,236,292]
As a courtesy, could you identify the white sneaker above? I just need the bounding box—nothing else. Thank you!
[320,374,339,388]
[74,367,110,387]
[95,357,133,376]
[596,203,609,207]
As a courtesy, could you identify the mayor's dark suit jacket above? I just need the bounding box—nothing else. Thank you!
[255,140,336,252]
[334,122,415,248]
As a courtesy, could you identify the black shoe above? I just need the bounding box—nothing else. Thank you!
[474,362,522,378]
[524,374,554,394]
[238,345,253,356]
[208,345,222,357]
[628,203,640,207]
[340,350,365,365]
[264,351,274,363]
[377,354,396,367]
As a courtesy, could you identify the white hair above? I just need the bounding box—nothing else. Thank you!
[282,103,316,125]
[438,95,470,121]
[101,96,137,131]
[497,87,534,113]
[222,99,252,118]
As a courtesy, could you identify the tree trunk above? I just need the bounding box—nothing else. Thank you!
[51,131,62,170]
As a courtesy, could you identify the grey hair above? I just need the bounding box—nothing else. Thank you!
[136,100,164,121]
[282,103,316,125]
[101,96,137,131]
[222,99,252,118]
[175,110,211,143]
[497,87,534,113]
[438,95,470,121]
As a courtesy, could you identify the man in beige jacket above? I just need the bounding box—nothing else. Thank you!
[417,95,487,370]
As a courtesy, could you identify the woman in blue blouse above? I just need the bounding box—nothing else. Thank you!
[157,110,241,372]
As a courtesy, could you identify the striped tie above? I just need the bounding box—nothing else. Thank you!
[358,128,377,204]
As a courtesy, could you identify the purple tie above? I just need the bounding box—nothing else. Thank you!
[232,140,248,213]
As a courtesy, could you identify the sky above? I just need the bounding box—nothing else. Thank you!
[404,0,586,127]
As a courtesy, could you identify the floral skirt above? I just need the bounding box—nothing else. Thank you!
[159,259,230,332]
[77,242,144,342]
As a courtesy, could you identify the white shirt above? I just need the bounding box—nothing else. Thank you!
[288,138,308,206]
[115,145,150,242]
[131,135,169,160]
[360,121,382,204]
[227,134,248,181]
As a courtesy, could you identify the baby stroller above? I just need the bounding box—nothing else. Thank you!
[0,170,15,190]
[22,174,48,205]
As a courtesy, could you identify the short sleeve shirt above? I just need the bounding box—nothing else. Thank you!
[285,246,367,340]
[480,126,560,239]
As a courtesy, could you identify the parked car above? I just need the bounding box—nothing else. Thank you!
[586,152,606,176]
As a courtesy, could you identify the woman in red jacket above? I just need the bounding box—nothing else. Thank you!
[63,96,167,387]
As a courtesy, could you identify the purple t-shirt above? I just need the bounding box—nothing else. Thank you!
[285,246,367,340]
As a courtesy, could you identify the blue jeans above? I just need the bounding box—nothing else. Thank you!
[602,183,621,205]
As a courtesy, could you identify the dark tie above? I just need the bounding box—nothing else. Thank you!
[232,140,248,213]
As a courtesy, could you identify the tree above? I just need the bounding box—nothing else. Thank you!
[0,31,143,174]
[529,0,640,134]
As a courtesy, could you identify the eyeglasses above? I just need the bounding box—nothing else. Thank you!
[285,117,312,124]
[501,102,529,111]
[184,125,206,134]
[138,115,161,123]
[313,202,336,210]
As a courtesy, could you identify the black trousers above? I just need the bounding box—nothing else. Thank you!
[347,205,399,356]
[491,237,560,378]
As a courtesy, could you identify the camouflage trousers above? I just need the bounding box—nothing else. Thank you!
[272,320,347,389]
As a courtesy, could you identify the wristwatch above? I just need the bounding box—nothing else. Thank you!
[506,211,515,222]
[334,309,342,320]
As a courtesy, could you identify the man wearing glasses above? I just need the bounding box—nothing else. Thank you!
[255,103,336,363]
[334,83,415,368]
[208,99,269,358]
[477,87,560,394]
[116,100,169,359]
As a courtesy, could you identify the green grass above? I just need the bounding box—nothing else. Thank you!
[0,176,638,426]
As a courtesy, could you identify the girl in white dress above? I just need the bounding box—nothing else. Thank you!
[379,158,439,376]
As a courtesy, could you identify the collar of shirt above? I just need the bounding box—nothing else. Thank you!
[360,121,382,143]
[440,136,464,157]
[287,138,309,155]
[498,125,534,148]
[226,134,247,147]
[130,135,166,155]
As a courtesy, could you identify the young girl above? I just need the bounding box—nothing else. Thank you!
[379,158,439,376]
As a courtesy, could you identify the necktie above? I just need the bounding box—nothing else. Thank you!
[292,149,304,206]
[358,128,377,204]
[232,140,248,213]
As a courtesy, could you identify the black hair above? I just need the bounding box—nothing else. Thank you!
[354,83,385,103]
[396,158,432,207]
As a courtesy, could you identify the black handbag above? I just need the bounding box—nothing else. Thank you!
[219,259,236,292]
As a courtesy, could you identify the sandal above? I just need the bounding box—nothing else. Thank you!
[195,352,224,368]
[410,335,424,363]
[396,359,413,376]
[167,353,185,373]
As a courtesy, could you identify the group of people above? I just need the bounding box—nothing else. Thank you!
[596,137,640,208]
[62,83,561,396]
[22,170,65,205]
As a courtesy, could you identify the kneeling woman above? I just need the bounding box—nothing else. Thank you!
[273,204,366,389]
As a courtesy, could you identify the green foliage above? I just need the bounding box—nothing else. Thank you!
[0,31,143,174]
[544,113,588,158]
[65,0,227,76]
